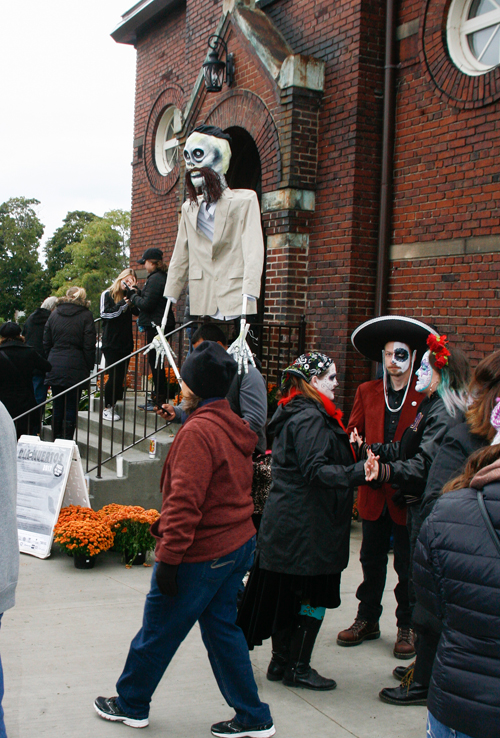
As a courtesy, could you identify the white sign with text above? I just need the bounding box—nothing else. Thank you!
[17,436,90,559]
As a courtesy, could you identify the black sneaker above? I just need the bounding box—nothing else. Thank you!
[94,696,149,728]
[211,718,276,738]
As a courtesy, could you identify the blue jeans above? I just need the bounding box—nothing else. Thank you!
[116,537,271,727]
[32,374,48,406]
[427,711,473,738]
[0,614,6,738]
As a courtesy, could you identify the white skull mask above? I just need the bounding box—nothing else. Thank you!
[311,364,339,401]
[183,132,231,188]
[384,341,411,374]
[416,351,433,393]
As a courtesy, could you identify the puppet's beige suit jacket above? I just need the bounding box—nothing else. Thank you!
[164,187,264,317]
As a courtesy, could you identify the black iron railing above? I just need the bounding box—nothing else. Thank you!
[13,317,306,478]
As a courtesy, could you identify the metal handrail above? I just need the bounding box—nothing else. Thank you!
[13,316,306,478]
[13,322,194,478]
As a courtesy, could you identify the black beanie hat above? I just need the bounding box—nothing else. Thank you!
[180,341,237,399]
[0,322,22,339]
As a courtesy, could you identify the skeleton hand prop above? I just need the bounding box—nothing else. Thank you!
[143,299,182,385]
[227,296,256,375]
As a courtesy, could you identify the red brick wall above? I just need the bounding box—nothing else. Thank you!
[127,0,500,415]
[389,252,500,361]
[267,0,387,407]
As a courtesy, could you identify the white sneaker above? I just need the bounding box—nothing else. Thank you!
[102,407,120,421]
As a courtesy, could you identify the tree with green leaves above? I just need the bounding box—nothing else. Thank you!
[103,209,131,261]
[44,210,97,280]
[51,216,127,317]
[0,197,49,321]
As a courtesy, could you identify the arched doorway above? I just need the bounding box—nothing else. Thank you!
[225,126,262,199]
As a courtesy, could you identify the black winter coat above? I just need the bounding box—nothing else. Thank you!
[420,422,488,520]
[414,481,500,738]
[371,394,463,501]
[0,341,51,418]
[257,395,365,576]
[129,270,175,331]
[43,301,96,387]
[22,308,51,374]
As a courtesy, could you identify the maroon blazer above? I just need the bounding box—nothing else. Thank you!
[347,377,422,525]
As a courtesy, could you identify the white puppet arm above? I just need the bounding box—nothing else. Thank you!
[144,298,182,386]
[227,295,257,375]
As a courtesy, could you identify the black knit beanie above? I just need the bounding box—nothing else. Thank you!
[180,341,237,399]
[0,322,22,339]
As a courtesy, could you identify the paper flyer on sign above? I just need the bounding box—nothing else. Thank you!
[17,439,73,558]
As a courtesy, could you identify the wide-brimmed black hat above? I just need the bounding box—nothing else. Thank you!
[351,316,438,363]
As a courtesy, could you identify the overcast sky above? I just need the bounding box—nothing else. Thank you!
[0,0,137,253]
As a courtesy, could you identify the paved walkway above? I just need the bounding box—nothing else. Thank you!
[2,523,426,738]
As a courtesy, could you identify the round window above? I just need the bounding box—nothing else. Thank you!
[448,0,500,75]
[154,107,180,176]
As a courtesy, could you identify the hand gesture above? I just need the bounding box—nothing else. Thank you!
[364,448,380,482]
[349,427,363,448]
[155,403,176,422]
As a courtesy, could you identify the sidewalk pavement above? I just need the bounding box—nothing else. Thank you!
[1,522,426,738]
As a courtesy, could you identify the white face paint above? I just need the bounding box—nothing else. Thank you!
[183,132,231,188]
[384,341,411,375]
[311,364,339,401]
[415,351,433,393]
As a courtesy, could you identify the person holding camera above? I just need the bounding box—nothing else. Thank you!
[123,248,175,410]
[99,269,139,422]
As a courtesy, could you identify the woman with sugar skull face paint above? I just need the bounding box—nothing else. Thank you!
[237,352,367,692]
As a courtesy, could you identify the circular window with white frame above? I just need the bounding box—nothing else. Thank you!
[448,0,500,75]
[154,106,180,175]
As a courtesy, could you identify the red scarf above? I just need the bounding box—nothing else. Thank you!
[279,389,356,460]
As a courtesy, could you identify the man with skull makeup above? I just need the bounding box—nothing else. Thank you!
[337,316,433,659]
[162,125,264,373]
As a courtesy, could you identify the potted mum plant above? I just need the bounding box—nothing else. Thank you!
[100,504,160,566]
[54,506,115,569]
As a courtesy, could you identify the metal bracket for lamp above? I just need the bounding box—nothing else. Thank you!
[202,35,235,92]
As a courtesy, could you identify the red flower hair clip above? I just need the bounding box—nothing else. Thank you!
[427,334,451,370]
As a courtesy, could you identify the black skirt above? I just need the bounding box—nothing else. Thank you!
[237,553,342,649]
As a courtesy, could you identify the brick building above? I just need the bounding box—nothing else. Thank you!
[112,0,500,409]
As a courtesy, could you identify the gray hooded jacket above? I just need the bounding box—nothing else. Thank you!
[0,402,19,613]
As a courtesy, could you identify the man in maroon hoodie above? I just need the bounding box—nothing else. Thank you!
[94,341,275,738]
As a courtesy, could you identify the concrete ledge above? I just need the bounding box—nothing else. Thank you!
[396,19,419,41]
[390,234,500,261]
[278,54,325,92]
[267,233,309,250]
[261,188,315,212]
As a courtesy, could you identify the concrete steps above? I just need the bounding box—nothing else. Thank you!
[76,395,180,511]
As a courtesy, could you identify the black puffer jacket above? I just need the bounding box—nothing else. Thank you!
[371,394,463,501]
[22,308,51,373]
[257,395,365,576]
[0,341,51,418]
[129,270,175,331]
[43,299,96,387]
[420,422,488,520]
[414,471,500,738]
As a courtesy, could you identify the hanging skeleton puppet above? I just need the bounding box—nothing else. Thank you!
[150,124,264,378]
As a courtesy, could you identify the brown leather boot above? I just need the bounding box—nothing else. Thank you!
[336,618,380,647]
[393,627,415,659]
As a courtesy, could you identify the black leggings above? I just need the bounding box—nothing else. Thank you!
[52,386,81,440]
[103,349,130,407]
